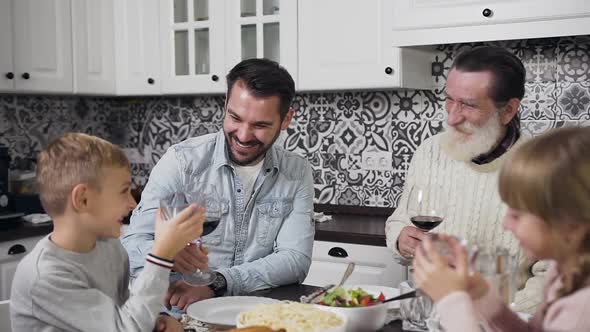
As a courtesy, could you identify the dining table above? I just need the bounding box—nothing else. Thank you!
[183,283,405,332]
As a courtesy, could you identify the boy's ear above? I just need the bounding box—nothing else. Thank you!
[71,184,90,212]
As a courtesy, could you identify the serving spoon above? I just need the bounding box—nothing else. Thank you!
[300,262,356,304]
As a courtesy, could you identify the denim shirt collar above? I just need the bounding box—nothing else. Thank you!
[212,130,280,174]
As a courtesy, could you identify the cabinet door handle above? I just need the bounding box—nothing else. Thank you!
[328,247,348,258]
[147,78,155,85]
[5,72,14,79]
[384,67,393,75]
[482,8,493,18]
[211,74,219,82]
[21,72,30,80]
[8,244,26,255]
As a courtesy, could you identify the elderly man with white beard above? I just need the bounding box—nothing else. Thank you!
[386,46,546,313]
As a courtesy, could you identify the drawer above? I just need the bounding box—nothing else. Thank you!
[0,235,43,301]
[303,240,404,288]
[0,235,44,258]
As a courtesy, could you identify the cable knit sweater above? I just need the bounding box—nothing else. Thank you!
[385,133,546,313]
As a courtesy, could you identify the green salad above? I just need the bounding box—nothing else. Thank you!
[317,287,385,307]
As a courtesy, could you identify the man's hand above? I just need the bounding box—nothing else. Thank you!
[165,280,214,311]
[397,226,426,259]
[173,243,208,274]
[154,314,183,332]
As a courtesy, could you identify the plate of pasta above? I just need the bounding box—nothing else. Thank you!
[187,296,280,327]
[237,301,347,332]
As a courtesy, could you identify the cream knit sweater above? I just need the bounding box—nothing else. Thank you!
[385,133,546,313]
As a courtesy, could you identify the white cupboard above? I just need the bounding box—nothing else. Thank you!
[72,0,161,95]
[392,0,590,46]
[303,240,404,288]
[0,0,73,93]
[159,0,298,94]
[225,0,298,87]
[159,0,226,94]
[0,0,14,92]
[298,0,433,91]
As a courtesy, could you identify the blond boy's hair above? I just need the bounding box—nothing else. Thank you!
[36,133,129,217]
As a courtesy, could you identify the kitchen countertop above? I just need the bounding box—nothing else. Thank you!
[0,220,53,242]
[0,205,394,246]
[314,204,393,247]
[314,214,388,246]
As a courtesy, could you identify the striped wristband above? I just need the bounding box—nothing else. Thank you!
[146,253,174,269]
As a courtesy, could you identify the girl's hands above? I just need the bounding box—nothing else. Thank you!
[413,234,488,302]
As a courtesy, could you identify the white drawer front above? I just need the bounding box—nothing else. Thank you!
[303,241,404,288]
[0,235,44,301]
[0,235,44,258]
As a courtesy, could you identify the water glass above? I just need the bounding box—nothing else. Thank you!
[474,246,518,307]
[399,280,433,332]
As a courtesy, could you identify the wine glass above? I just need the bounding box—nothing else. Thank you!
[406,185,445,232]
[404,184,446,280]
[160,186,223,287]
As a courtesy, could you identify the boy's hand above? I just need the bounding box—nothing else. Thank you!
[413,235,470,302]
[164,280,214,311]
[173,243,209,274]
[154,314,183,332]
[152,205,205,260]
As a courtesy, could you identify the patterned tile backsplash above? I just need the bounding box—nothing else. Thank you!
[1,36,589,208]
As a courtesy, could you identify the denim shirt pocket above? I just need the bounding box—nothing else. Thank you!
[256,200,293,247]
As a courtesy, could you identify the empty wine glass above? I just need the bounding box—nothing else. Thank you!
[406,185,446,232]
[160,185,223,287]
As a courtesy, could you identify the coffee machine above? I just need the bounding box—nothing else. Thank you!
[0,145,24,228]
[0,145,9,194]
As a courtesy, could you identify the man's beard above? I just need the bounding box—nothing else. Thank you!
[440,111,505,162]
[224,130,281,166]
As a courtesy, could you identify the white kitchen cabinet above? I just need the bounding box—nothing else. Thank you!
[225,0,298,87]
[392,0,590,46]
[0,236,43,301]
[159,0,226,94]
[303,240,404,288]
[159,0,297,94]
[72,0,161,95]
[0,0,73,93]
[0,0,14,92]
[298,0,433,91]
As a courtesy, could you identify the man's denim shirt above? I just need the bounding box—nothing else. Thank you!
[121,131,315,296]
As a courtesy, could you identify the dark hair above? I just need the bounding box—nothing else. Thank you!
[226,58,295,119]
[451,46,526,107]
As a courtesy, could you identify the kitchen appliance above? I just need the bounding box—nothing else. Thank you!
[0,145,9,193]
[0,193,24,230]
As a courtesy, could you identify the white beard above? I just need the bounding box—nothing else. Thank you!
[440,111,505,162]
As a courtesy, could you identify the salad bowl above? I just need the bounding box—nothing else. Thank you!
[312,284,399,332]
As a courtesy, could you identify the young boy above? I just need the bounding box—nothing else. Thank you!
[10,133,205,332]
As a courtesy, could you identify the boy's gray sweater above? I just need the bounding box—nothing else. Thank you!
[10,235,170,332]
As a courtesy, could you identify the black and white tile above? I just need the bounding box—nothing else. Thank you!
[1,36,589,207]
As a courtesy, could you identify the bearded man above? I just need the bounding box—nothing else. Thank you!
[123,58,314,316]
[385,46,546,313]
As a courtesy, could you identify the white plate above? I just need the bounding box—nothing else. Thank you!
[342,285,401,309]
[187,296,279,326]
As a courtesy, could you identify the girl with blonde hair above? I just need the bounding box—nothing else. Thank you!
[413,126,590,331]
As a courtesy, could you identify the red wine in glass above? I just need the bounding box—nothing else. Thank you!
[410,215,443,231]
[202,218,221,236]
